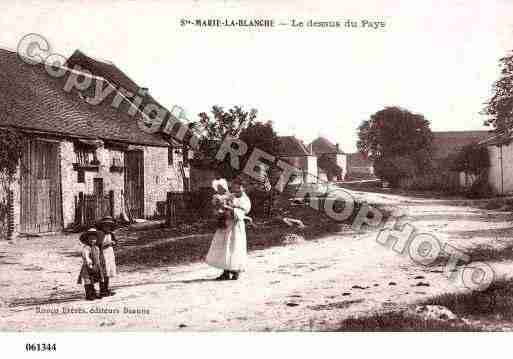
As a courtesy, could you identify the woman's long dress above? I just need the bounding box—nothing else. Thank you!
[99,233,117,278]
[206,193,251,271]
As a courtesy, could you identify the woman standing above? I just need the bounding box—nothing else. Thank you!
[206,178,251,280]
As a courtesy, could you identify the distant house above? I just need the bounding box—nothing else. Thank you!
[346,152,374,180]
[276,136,318,188]
[431,131,491,164]
[479,131,513,195]
[308,137,347,181]
[399,130,490,190]
[0,48,184,237]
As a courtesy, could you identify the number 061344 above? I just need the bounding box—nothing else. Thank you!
[25,343,57,351]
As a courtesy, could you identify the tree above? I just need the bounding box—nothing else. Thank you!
[357,106,433,160]
[483,51,513,133]
[189,105,258,179]
[239,121,279,166]
[357,107,433,186]
[450,144,490,178]
[449,144,492,198]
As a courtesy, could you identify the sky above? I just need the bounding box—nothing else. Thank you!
[1,0,512,152]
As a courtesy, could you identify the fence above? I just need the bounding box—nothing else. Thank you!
[75,191,114,228]
[166,189,274,226]
[247,190,274,218]
[166,190,212,225]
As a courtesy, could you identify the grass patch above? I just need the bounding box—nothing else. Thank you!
[115,198,391,271]
[337,311,477,331]
[463,243,513,263]
[338,279,513,331]
[425,279,513,320]
[481,198,507,210]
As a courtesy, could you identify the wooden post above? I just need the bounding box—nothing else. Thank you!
[7,189,14,240]
[166,192,172,226]
[267,190,273,219]
[78,192,84,227]
[109,190,114,218]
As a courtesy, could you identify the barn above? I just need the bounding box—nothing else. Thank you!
[0,48,185,238]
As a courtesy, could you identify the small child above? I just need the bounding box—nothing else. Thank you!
[77,228,103,301]
[96,216,118,297]
[212,178,253,228]
[212,178,232,229]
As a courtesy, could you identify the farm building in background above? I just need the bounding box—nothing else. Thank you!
[0,49,185,238]
[308,137,347,182]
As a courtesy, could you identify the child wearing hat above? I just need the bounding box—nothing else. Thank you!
[77,228,103,300]
[96,217,118,297]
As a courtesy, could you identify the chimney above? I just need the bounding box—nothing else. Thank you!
[336,143,340,152]
[139,87,149,96]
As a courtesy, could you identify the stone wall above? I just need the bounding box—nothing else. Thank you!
[305,155,318,183]
[487,142,513,195]
[5,139,182,238]
[140,145,183,217]
[60,141,125,227]
[62,142,183,222]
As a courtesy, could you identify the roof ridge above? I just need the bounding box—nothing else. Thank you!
[71,49,115,66]
[0,49,169,147]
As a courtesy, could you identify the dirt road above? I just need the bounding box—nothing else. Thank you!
[1,190,513,331]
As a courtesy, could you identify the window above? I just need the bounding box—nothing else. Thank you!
[75,147,98,166]
[77,170,85,183]
[110,150,123,167]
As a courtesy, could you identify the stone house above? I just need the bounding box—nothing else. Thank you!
[308,137,347,181]
[346,153,374,180]
[0,48,184,237]
[189,136,318,192]
[479,131,513,195]
[276,136,318,188]
[398,130,490,190]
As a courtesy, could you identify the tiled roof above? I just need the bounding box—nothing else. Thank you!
[277,136,311,156]
[431,131,491,159]
[309,137,344,154]
[66,50,168,122]
[0,48,168,146]
[66,50,140,94]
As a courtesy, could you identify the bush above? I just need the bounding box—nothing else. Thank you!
[467,177,494,199]
[483,198,504,210]
[374,156,418,187]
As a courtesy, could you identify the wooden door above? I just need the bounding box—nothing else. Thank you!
[124,150,144,219]
[20,139,63,233]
